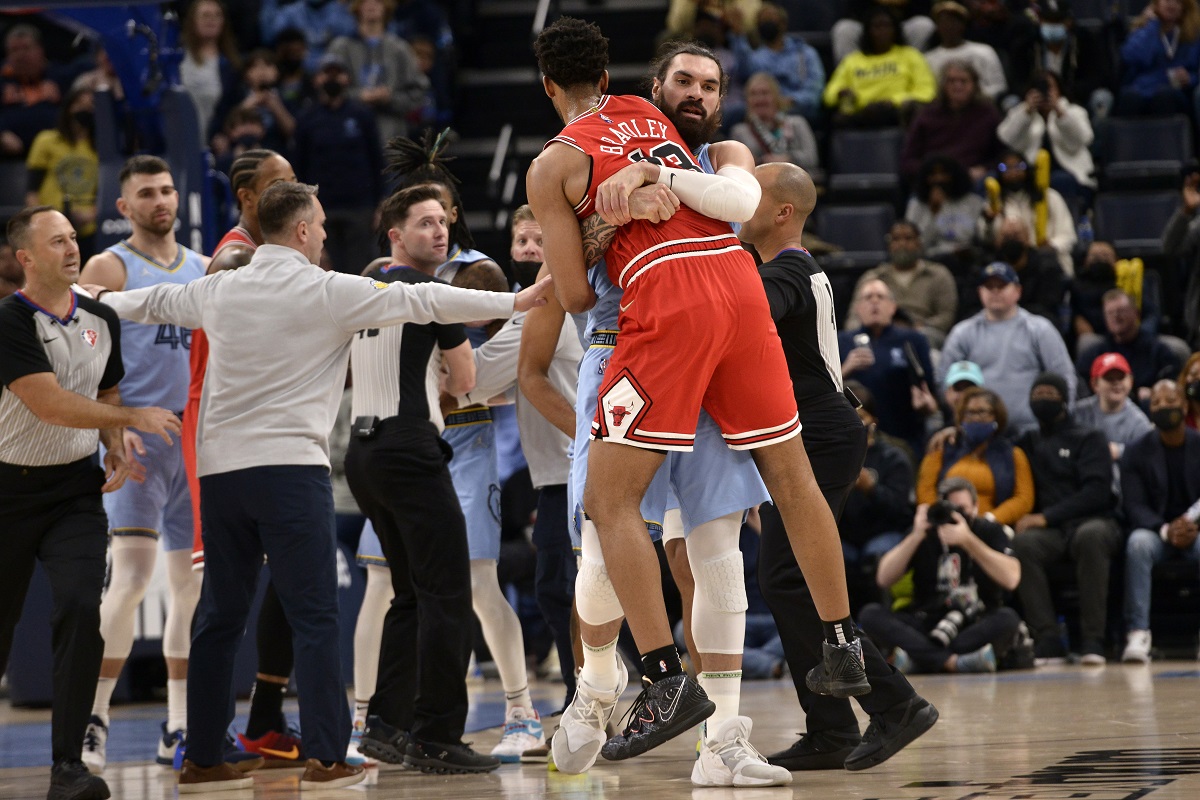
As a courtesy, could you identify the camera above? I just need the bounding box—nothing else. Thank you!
[929,593,985,647]
[926,499,962,531]
[1031,77,1051,96]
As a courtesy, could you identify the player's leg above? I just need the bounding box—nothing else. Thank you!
[529,484,577,712]
[661,510,699,675]
[349,519,392,763]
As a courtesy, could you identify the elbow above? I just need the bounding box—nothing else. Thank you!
[560,289,595,315]
[447,375,475,397]
[1002,564,1022,593]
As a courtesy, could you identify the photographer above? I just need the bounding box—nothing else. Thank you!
[859,478,1023,674]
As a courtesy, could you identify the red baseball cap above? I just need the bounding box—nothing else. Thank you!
[1090,352,1132,381]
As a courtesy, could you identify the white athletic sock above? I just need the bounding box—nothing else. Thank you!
[580,636,621,693]
[699,670,742,737]
[166,679,187,732]
[505,686,533,714]
[92,677,117,725]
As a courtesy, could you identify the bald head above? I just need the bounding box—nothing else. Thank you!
[757,162,816,218]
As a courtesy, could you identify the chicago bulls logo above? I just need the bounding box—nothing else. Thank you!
[611,405,630,425]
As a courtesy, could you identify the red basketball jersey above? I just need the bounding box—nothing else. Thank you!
[546,94,743,292]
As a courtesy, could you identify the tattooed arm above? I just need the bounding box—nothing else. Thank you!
[581,184,681,268]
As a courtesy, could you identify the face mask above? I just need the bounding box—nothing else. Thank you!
[1151,407,1184,432]
[321,79,344,98]
[891,249,919,268]
[510,260,542,289]
[234,134,262,150]
[1187,380,1200,401]
[1030,398,1065,425]
[998,239,1026,264]
[71,110,94,130]
[1080,259,1115,284]
[757,22,781,42]
[278,57,303,74]
[1040,23,1068,44]
[961,420,998,448]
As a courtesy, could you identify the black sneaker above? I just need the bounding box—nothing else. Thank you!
[358,716,410,766]
[47,760,110,800]
[1033,636,1068,665]
[766,728,861,771]
[403,738,500,774]
[599,674,715,761]
[844,696,939,772]
[806,638,871,698]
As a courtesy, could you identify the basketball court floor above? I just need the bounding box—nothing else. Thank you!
[3,662,1200,799]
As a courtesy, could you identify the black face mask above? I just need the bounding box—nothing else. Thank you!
[998,239,1026,264]
[234,134,262,150]
[1079,259,1116,285]
[1151,407,1184,432]
[321,79,344,98]
[757,21,781,42]
[71,110,94,130]
[510,260,542,289]
[1187,380,1200,402]
[1030,398,1065,426]
[278,57,304,75]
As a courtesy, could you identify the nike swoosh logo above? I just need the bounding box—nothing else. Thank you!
[42,338,56,343]
[659,687,683,722]
[619,299,634,313]
[259,746,300,759]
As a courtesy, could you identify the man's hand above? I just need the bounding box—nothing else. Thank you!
[841,346,874,376]
[1108,441,1123,461]
[1183,172,1200,215]
[79,283,108,299]
[101,446,133,493]
[130,407,182,445]
[911,382,938,414]
[595,161,656,226]
[1015,512,1047,535]
[937,511,975,548]
[855,467,876,493]
[913,503,929,534]
[1168,517,1199,549]
[513,274,556,312]
[627,184,680,224]
[926,425,957,453]
[122,429,148,485]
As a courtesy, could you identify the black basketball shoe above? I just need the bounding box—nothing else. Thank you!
[358,716,409,766]
[806,638,871,698]
[600,674,715,761]
[403,738,499,774]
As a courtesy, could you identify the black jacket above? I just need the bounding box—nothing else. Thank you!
[1120,428,1200,532]
[1018,418,1116,531]
[839,436,914,547]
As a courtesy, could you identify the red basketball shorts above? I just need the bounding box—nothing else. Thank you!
[592,245,800,451]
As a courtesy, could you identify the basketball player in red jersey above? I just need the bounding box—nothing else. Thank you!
[527,17,868,761]
[182,150,309,767]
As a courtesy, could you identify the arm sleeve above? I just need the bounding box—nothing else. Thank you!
[0,306,53,386]
[915,450,943,506]
[325,273,515,333]
[1052,103,1094,152]
[759,265,808,322]
[925,265,958,334]
[94,302,125,391]
[1121,441,1166,532]
[103,278,210,329]
[903,49,938,104]
[1041,431,1115,526]
[1161,209,1199,256]
[655,163,762,222]
[794,45,826,118]
[996,105,1034,154]
[1036,317,1078,401]
[822,59,851,107]
[465,314,523,401]
[24,131,51,170]
[991,447,1036,525]
[388,41,430,115]
[787,115,819,171]
[868,446,916,530]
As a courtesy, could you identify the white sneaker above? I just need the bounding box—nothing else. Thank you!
[491,706,546,763]
[1122,630,1152,664]
[155,723,185,766]
[691,716,792,787]
[346,717,377,766]
[82,715,108,775]
[550,662,628,774]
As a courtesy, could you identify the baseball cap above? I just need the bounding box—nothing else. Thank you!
[978,261,1020,286]
[944,360,985,389]
[317,51,349,72]
[1090,352,1132,381]
[932,1,969,19]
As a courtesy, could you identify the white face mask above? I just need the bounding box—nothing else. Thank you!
[1040,23,1068,44]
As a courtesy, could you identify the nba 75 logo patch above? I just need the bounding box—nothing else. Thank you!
[81,329,98,348]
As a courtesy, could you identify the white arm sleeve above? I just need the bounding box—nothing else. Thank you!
[655,164,762,223]
[103,274,214,329]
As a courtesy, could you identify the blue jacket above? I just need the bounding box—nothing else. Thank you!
[1120,20,1200,98]
[731,34,825,120]
[838,324,935,455]
[1120,428,1200,532]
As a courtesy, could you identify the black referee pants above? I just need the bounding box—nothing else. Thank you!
[0,458,107,765]
[345,417,473,745]
[758,409,916,736]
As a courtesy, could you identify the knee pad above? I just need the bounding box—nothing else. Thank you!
[661,508,685,544]
[575,557,623,626]
[690,550,747,655]
[163,550,201,660]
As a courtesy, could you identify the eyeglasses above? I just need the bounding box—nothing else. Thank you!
[962,407,996,419]
[997,161,1027,173]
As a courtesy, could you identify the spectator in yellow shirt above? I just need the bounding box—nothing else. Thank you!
[24,86,99,257]
[823,5,937,128]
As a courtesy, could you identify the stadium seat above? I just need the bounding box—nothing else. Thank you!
[0,160,27,224]
[814,202,895,270]
[826,127,904,205]
[1099,115,1194,190]
[1092,191,1179,257]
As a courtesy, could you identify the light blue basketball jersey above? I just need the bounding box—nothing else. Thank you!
[437,245,494,348]
[569,143,767,547]
[109,240,205,410]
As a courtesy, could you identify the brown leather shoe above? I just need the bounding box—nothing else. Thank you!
[178,760,254,793]
[299,759,365,790]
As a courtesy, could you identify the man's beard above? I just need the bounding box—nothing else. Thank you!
[141,214,176,237]
[661,99,720,151]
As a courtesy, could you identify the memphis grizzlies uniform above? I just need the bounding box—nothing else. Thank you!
[570,144,769,547]
[437,247,502,561]
[104,241,205,550]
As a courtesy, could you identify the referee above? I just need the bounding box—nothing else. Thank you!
[0,206,181,800]
[738,165,938,772]
[349,185,498,774]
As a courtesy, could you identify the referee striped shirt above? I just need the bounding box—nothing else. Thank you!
[0,289,124,466]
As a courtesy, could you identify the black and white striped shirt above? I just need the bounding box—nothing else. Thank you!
[0,290,123,466]
[350,266,468,431]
